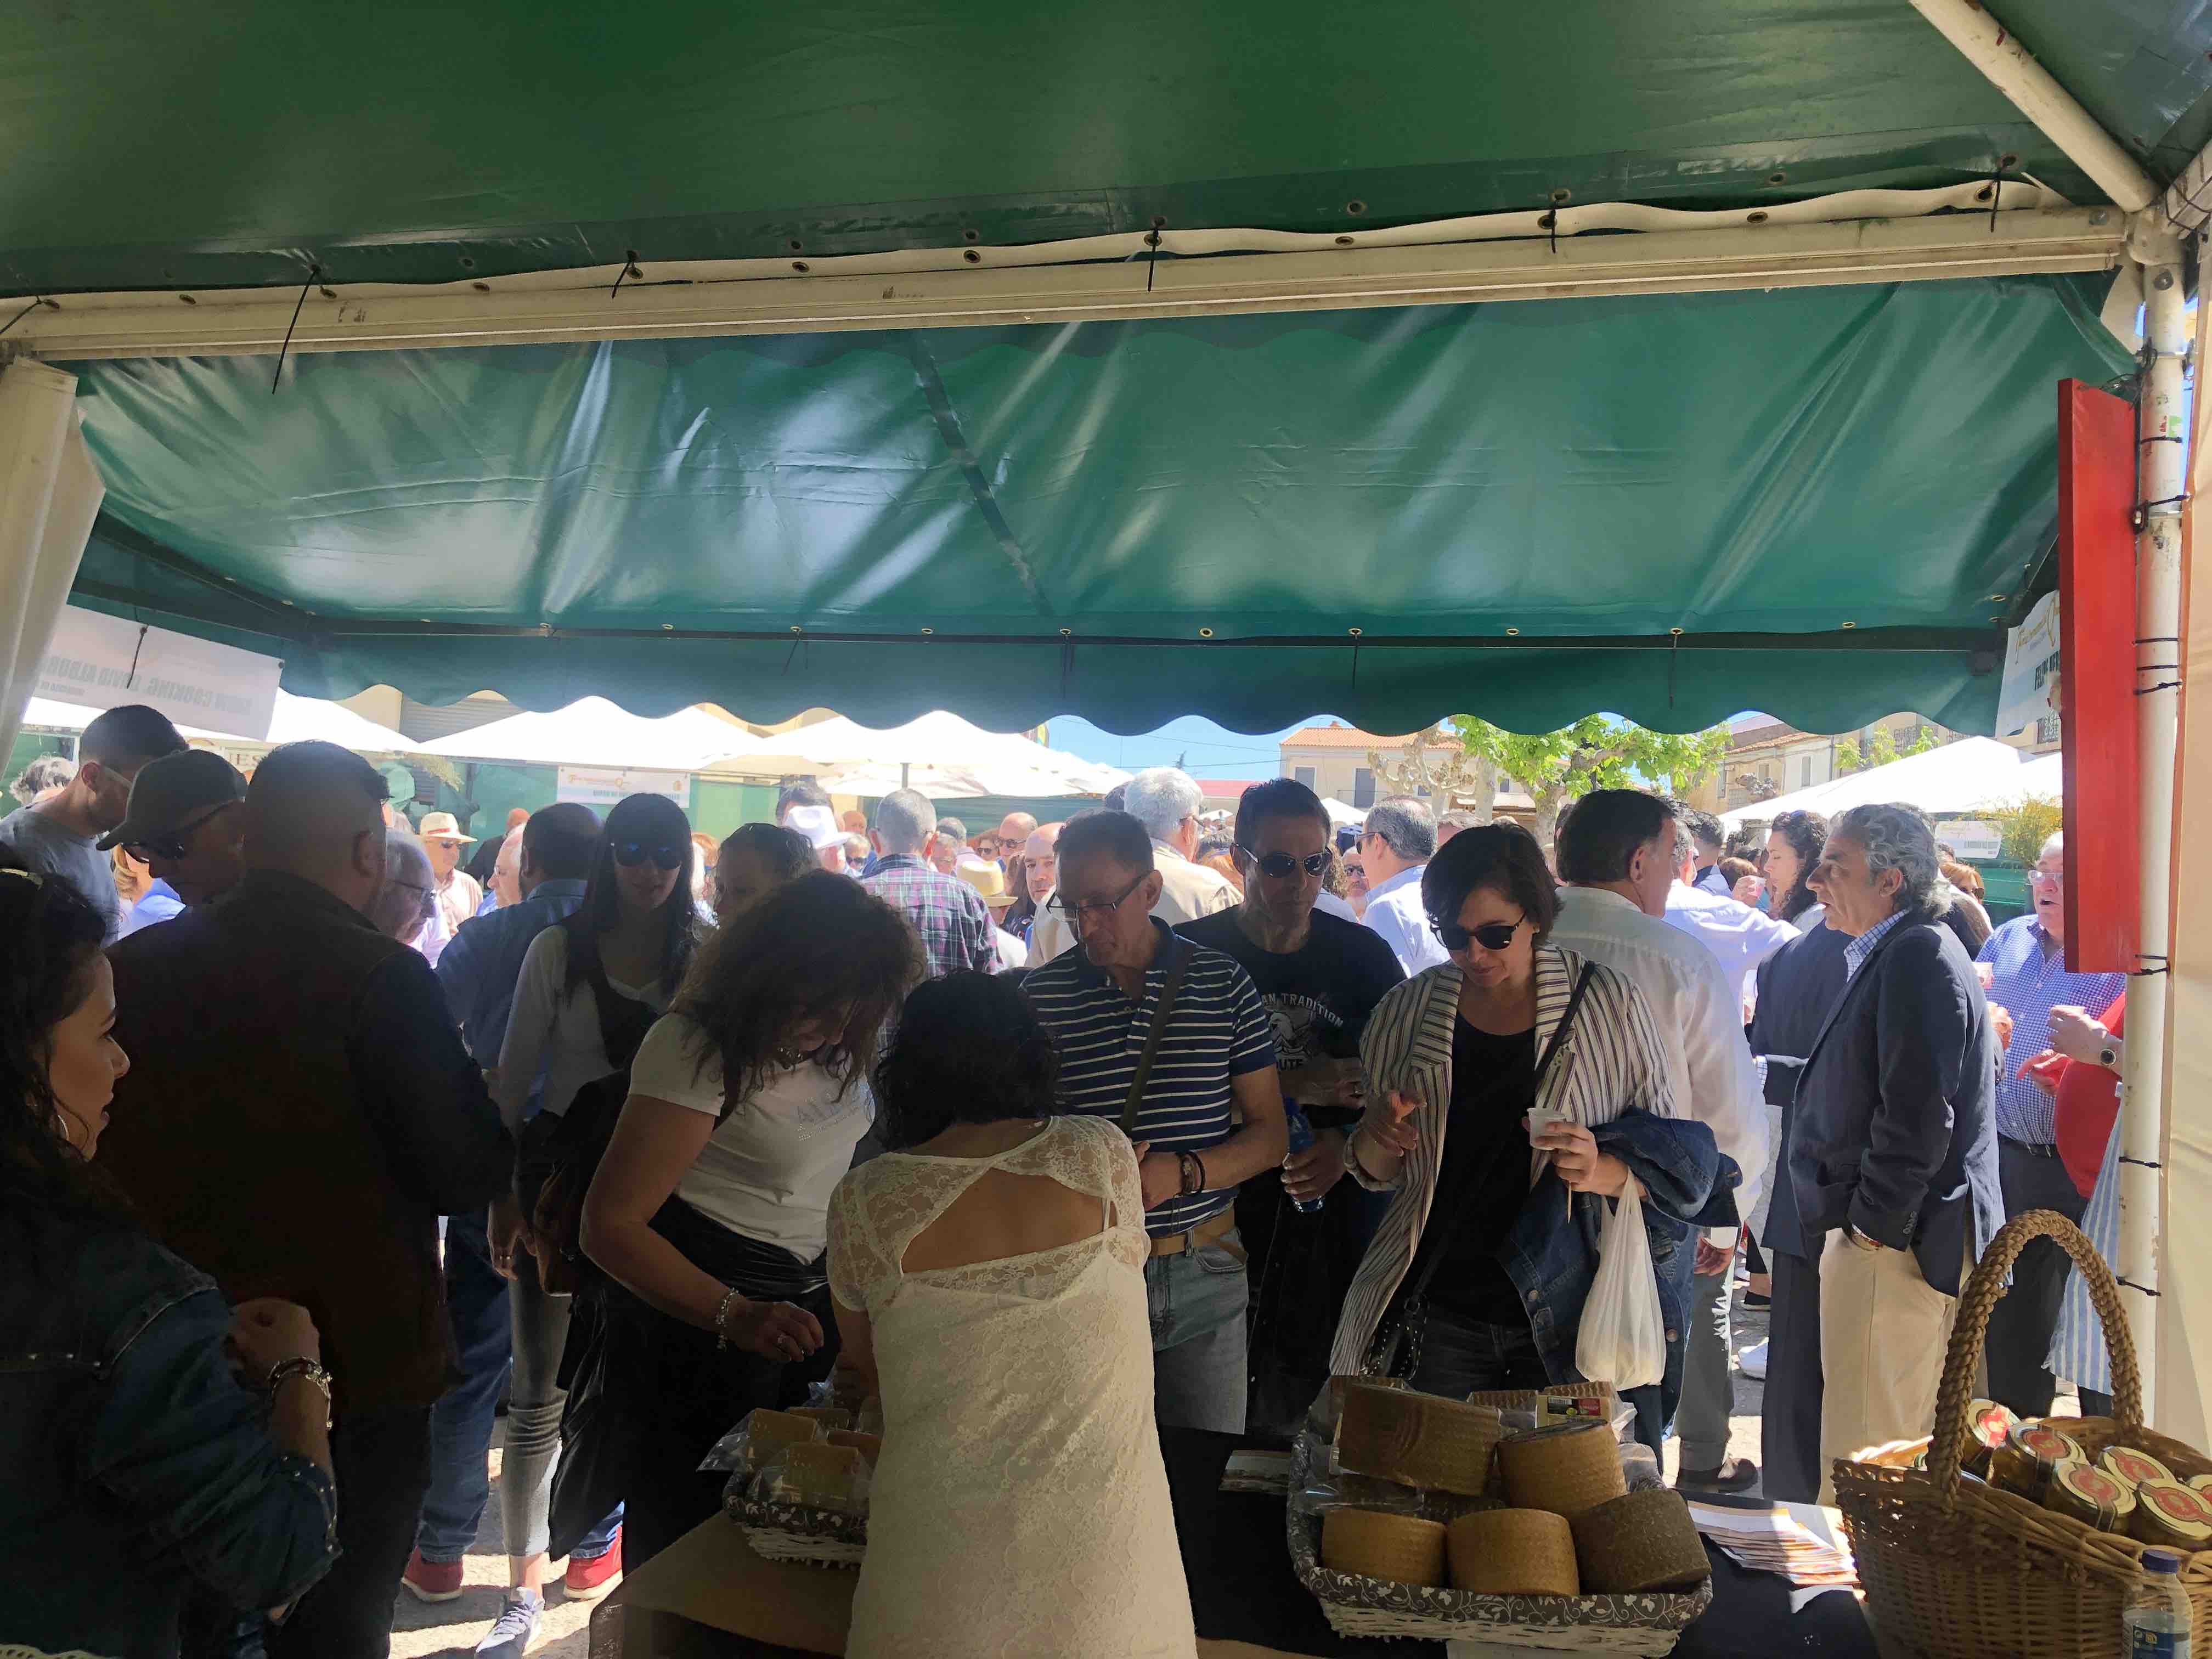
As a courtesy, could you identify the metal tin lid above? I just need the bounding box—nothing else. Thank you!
[2103,1446,2176,1489]
[2134,1480,2212,1547]
[2047,1460,2131,1531]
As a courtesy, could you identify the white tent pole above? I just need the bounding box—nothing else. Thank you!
[2118,242,2189,1412]
[0,360,103,764]
[1905,0,2158,213]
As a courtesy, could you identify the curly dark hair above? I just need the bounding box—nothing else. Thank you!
[673,871,923,1117]
[1765,809,1830,923]
[872,973,1060,1150]
[0,860,125,1225]
[1421,822,1561,946]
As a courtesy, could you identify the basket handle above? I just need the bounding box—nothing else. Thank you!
[1927,1208,2141,1500]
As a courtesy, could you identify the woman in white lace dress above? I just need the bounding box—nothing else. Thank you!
[827,973,1197,1659]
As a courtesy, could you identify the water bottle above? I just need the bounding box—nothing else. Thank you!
[2124,1547,2194,1656]
[1282,1103,1324,1214]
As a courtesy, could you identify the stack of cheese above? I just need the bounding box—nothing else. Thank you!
[1319,1383,1708,1597]
[734,1407,876,1517]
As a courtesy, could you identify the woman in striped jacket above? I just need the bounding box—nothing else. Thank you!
[1327,824,1733,1446]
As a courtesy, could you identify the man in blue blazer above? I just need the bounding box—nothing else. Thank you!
[1782,804,2003,1503]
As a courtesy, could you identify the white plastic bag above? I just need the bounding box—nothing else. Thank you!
[1574,1177,1666,1391]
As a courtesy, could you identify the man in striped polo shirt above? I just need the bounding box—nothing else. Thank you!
[1024,810,1287,1433]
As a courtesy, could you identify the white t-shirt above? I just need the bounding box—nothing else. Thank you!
[629,1012,874,1259]
[495,929,671,1128]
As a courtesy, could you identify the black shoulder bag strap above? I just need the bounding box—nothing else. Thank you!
[1122,938,1196,1136]
[1365,961,1598,1378]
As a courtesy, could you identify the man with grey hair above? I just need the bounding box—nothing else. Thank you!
[862,787,996,978]
[1973,828,2124,1416]
[1030,766,1235,961]
[370,826,442,951]
[1358,796,1448,975]
[1775,801,2002,1502]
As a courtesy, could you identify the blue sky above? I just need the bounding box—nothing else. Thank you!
[1045,714,1344,780]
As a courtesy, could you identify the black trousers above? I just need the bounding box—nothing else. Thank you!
[266,1404,432,1659]
[1760,1248,1825,1504]
[1984,1138,2088,1419]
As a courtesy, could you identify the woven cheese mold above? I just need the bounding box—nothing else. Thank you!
[1571,1489,1713,1594]
[1499,1418,1628,1520]
[1338,1383,1505,1496]
[1446,1509,1580,1597]
[1322,1507,1449,1587]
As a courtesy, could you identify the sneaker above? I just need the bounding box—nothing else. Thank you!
[1737,1338,1769,1381]
[473,1589,543,1658]
[1677,1456,1760,1493]
[399,1548,464,1604]
[564,1527,624,1602]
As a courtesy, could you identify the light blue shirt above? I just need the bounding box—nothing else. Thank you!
[1976,915,2125,1144]
[117,878,185,938]
[1841,909,1908,981]
[1361,864,1449,977]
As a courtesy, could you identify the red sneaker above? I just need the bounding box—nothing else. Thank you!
[400,1548,465,1603]
[563,1528,623,1602]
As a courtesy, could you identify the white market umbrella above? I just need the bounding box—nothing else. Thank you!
[1719,736,2027,829]
[417,696,766,772]
[1322,797,1367,829]
[2013,752,2063,799]
[21,689,427,754]
[706,709,1125,796]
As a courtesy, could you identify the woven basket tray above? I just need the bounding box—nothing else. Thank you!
[722,1483,868,1570]
[1833,1209,2212,1658]
[1288,1432,1708,1652]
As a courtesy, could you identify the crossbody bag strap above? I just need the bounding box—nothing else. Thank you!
[1121,937,1196,1136]
[1395,960,1599,1309]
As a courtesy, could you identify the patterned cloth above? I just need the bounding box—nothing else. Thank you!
[2049,1115,2121,1396]
[1841,910,1906,981]
[860,853,997,979]
[1975,916,2125,1143]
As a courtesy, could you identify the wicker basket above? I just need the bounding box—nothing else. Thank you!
[1287,1430,1708,1652]
[1833,1209,2212,1657]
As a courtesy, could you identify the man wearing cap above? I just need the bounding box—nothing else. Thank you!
[417,811,483,939]
[782,802,849,876]
[103,749,251,936]
[0,703,187,942]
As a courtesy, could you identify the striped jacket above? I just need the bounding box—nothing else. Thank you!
[1329,946,1731,1433]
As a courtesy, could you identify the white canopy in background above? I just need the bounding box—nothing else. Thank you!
[704,710,1127,799]
[1718,736,2030,828]
[21,689,426,754]
[2016,752,2063,798]
[417,696,765,772]
[1322,797,1367,830]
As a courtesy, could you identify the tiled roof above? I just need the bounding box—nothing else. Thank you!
[1281,724,1446,751]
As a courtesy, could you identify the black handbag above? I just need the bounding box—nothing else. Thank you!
[1360,963,1595,1380]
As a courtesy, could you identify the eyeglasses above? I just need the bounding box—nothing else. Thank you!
[1045,868,1148,927]
[1240,847,1330,879]
[2029,867,2065,889]
[127,802,237,863]
[1429,912,1526,953]
[613,839,685,871]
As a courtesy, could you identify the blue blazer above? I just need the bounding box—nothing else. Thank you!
[1784,915,2004,1296]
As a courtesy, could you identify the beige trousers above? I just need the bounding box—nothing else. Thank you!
[1815,1228,1959,1504]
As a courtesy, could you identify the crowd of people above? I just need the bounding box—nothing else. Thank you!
[0,713,2136,1659]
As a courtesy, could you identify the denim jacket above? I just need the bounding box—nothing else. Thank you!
[1330,950,1736,1447]
[0,1208,337,1659]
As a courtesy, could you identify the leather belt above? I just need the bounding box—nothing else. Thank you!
[1148,1207,1238,1259]
[2001,1136,2059,1160]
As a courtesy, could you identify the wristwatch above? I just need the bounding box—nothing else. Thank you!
[266,1356,335,1429]
[1847,1225,1886,1252]
[2098,1040,2121,1070]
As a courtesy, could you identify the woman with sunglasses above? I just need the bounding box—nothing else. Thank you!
[485,793,703,1640]
[1328,824,1726,1449]
[580,872,922,1566]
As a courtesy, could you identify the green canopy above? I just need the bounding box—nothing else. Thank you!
[65,273,2130,735]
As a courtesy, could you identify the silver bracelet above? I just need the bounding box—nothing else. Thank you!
[713,1285,743,1351]
[266,1357,334,1430]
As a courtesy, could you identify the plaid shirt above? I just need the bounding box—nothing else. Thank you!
[861,854,997,978]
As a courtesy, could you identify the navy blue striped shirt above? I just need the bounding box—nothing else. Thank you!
[1023,919,1277,1234]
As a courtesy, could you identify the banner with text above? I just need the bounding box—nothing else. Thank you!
[1996,590,2060,740]
[35,605,281,738]
[556,765,692,809]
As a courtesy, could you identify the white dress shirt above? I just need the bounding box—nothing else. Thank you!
[1313,889,1358,923]
[1361,864,1450,977]
[1663,880,1801,1003]
[1549,885,1767,1244]
[1028,838,1238,962]
[495,928,673,1132]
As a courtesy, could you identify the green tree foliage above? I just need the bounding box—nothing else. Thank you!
[1448,715,1730,849]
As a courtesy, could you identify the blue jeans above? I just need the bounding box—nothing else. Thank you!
[416,1206,512,1562]
[1146,1224,1249,1434]
[1406,1305,1549,1397]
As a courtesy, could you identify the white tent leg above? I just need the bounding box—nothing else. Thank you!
[1905,0,2158,213]
[2118,247,2188,1413]
[0,359,103,762]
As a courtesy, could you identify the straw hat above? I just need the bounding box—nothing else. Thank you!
[956,855,1017,910]
[417,811,476,844]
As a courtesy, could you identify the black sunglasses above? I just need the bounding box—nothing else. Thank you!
[1240,847,1330,879]
[127,802,237,863]
[1429,913,1525,952]
[612,839,685,871]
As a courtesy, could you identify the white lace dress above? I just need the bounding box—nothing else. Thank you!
[826,1113,1197,1659]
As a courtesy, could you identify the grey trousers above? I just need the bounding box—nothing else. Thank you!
[1675,1265,1735,1470]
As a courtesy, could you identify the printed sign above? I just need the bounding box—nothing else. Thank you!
[1996,590,2061,739]
[33,605,281,738]
[556,765,692,808]
[1932,819,2002,861]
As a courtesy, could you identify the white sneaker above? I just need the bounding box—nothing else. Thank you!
[1737,1339,1769,1381]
